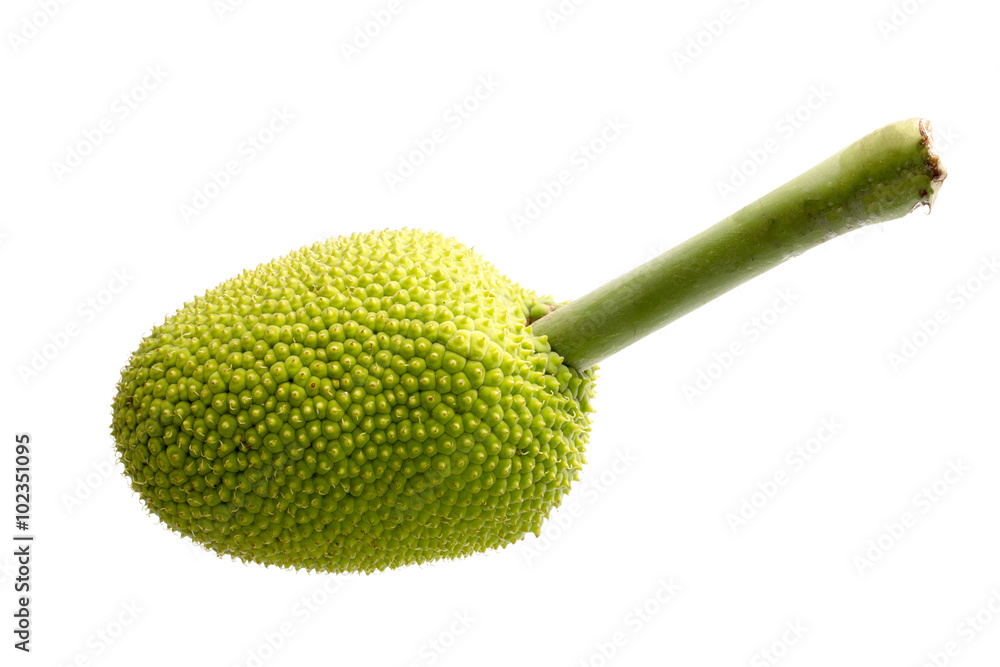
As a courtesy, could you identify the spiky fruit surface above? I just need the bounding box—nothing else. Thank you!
[111,229,596,573]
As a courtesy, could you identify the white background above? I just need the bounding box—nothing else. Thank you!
[2,1,999,665]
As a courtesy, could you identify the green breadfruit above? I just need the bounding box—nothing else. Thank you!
[112,229,596,573]
[111,119,945,574]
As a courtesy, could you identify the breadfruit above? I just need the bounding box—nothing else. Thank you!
[111,119,945,574]
[112,229,596,573]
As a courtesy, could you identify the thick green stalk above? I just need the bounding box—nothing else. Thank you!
[532,118,947,371]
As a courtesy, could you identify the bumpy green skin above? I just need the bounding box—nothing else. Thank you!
[111,230,596,573]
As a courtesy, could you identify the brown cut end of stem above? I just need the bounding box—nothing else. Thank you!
[918,119,948,211]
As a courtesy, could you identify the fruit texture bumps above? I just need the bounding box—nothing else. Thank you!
[111,229,596,573]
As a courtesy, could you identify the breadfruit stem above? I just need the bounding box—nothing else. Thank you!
[531,118,947,371]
